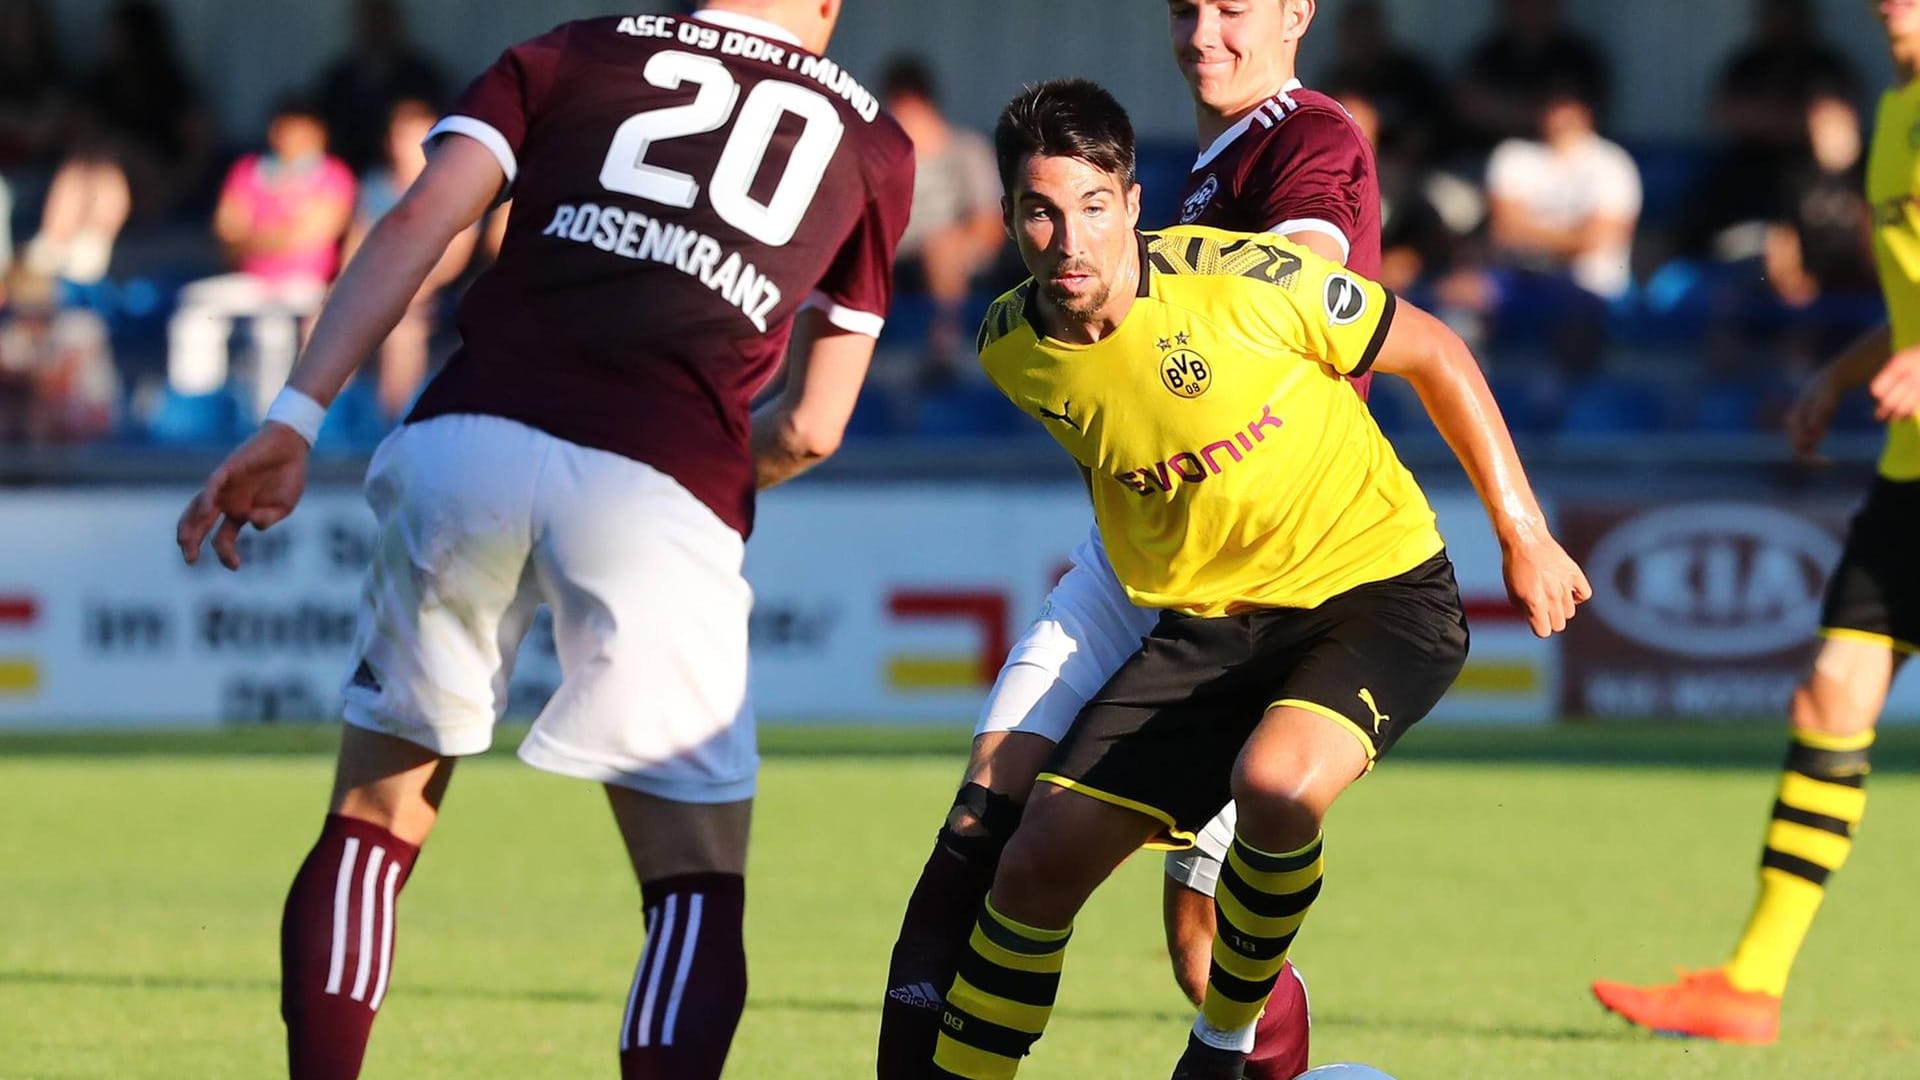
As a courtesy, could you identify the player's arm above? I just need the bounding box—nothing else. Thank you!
[177,136,503,570]
[1790,321,1920,447]
[1786,324,1891,460]
[751,309,875,490]
[211,169,254,259]
[1370,301,1592,637]
[285,137,498,405]
[1281,229,1346,265]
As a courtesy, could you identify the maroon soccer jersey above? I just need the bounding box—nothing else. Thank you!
[409,12,914,536]
[1175,79,1381,398]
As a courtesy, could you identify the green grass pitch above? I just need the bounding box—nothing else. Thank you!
[4,725,1919,1078]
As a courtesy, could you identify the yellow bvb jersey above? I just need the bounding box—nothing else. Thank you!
[977,226,1444,617]
[1869,79,1920,480]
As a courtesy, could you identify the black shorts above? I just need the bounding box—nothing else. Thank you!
[1820,478,1920,654]
[1037,551,1470,850]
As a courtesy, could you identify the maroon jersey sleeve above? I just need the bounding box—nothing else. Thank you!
[802,150,915,336]
[424,25,571,194]
[1240,108,1371,266]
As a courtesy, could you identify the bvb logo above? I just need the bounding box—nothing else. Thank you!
[1160,341,1211,399]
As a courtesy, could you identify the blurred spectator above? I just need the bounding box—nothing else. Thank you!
[1456,0,1610,152]
[1764,94,1875,309]
[22,155,125,285]
[1486,86,1641,302]
[168,97,355,415]
[0,0,67,174]
[344,98,476,422]
[1687,0,1862,256]
[881,56,1003,377]
[1331,87,1460,295]
[0,269,118,442]
[25,1,210,283]
[1715,0,1858,152]
[317,0,446,174]
[1320,0,1451,163]
[64,1,211,217]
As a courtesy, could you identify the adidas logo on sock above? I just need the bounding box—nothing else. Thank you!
[887,981,945,1011]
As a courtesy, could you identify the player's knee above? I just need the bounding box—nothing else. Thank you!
[991,822,1082,914]
[1790,676,1879,737]
[941,782,1023,856]
[1231,752,1316,817]
[1230,755,1330,847]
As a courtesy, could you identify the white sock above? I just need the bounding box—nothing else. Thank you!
[1190,1011,1257,1053]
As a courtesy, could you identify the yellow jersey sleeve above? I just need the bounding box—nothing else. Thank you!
[1246,241,1398,378]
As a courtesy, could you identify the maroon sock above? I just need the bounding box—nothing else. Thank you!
[1245,960,1311,1080]
[281,814,420,1080]
[876,830,1002,1080]
[619,872,748,1080]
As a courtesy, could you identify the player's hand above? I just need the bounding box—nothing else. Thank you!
[1871,346,1920,424]
[1784,371,1840,464]
[177,423,312,570]
[1501,528,1592,639]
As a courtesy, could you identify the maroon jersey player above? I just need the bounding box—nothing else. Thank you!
[1179,75,1383,396]
[876,4,1381,1080]
[177,4,910,1079]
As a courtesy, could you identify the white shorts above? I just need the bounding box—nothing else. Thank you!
[969,526,1237,885]
[340,415,757,803]
[974,526,1158,742]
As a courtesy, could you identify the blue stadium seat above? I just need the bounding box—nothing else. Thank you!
[1557,375,1667,435]
[1623,140,1708,232]
[1832,388,1881,433]
[912,382,1031,438]
[1363,379,1411,434]
[842,384,903,440]
[1135,141,1197,227]
[1485,369,1559,435]
[145,390,241,446]
[314,380,391,454]
[1687,379,1772,433]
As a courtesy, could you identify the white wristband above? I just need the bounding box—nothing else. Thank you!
[264,387,327,446]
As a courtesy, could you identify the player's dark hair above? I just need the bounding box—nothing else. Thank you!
[881,55,938,105]
[993,79,1136,195]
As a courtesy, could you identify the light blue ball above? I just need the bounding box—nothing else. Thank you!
[1297,1067,1398,1080]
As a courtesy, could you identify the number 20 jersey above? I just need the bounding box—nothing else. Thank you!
[409,12,915,536]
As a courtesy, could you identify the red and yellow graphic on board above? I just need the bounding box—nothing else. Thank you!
[886,590,1009,691]
[0,594,40,694]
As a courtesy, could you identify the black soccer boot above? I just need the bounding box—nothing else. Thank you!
[1170,1032,1248,1079]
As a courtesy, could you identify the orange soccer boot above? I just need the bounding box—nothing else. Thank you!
[1591,968,1781,1044]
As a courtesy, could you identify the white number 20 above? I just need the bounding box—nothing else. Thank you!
[598,50,845,247]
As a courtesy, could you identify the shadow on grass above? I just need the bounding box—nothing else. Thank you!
[0,970,1638,1044]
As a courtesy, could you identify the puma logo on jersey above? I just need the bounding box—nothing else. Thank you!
[1038,402,1080,430]
[1358,688,1389,733]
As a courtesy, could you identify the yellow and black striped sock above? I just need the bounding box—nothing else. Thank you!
[1725,729,1872,997]
[1197,831,1324,1046]
[931,898,1070,1080]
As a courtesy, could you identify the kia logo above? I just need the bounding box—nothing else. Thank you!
[1585,504,1841,658]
